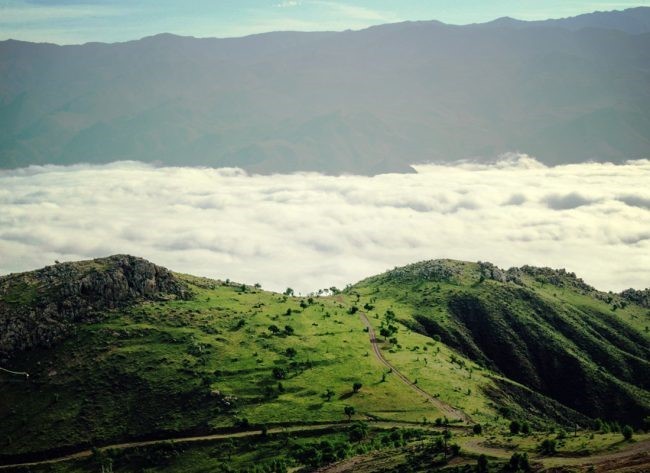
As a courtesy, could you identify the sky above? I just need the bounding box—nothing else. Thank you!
[1,0,649,44]
[1,155,649,294]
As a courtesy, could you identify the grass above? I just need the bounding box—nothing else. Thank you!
[339,289,499,425]
[1,257,649,472]
[0,278,445,458]
[346,262,650,427]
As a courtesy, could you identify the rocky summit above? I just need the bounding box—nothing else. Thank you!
[0,255,189,360]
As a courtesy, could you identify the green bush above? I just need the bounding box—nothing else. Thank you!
[622,425,633,441]
[539,438,556,455]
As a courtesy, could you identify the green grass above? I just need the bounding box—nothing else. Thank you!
[2,257,649,472]
[346,262,650,427]
[0,278,446,458]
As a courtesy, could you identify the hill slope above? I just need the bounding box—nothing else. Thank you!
[350,261,650,425]
[2,8,650,174]
[0,256,648,470]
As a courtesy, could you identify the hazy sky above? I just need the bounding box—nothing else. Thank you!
[1,155,648,293]
[1,0,649,44]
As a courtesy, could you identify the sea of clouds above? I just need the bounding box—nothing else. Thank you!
[1,154,649,294]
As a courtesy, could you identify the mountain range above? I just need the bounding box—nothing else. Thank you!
[1,7,650,174]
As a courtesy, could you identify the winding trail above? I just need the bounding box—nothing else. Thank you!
[0,421,445,470]
[358,312,471,423]
[317,437,650,473]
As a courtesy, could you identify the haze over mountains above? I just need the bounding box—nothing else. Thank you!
[1,7,650,174]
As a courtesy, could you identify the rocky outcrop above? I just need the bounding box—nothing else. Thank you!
[620,288,650,308]
[0,255,190,360]
[384,260,461,283]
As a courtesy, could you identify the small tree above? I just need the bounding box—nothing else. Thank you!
[284,288,294,296]
[477,454,489,473]
[284,325,294,335]
[539,438,556,455]
[285,347,297,358]
[268,324,280,335]
[353,382,362,393]
[272,367,287,379]
[348,422,369,442]
[509,452,530,471]
[509,420,521,435]
[622,425,633,441]
[473,423,483,435]
[344,406,355,421]
[223,438,235,460]
[379,327,390,340]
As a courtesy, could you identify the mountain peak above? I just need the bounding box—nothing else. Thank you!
[0,255,189,360]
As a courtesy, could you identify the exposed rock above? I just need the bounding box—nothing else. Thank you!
[385,260,461,283]
[620,288,650,308]
[0,255,190,360]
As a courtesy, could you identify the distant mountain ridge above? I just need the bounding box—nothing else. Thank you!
[1,7,650,174]
[483,7,650,33]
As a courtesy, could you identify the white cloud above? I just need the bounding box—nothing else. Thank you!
[1,155,649,294]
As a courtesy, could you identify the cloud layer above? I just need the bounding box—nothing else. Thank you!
[1,155,649,293]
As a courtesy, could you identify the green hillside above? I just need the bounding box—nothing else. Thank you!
[350,260,650,426]
[0,256,649,472]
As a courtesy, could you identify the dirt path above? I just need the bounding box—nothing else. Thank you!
[461,437,650,471]
[544,438,650,470]
[0,421,449,470]
[358,311,471,423]
[0,424,342,470]
[318,437,650,473]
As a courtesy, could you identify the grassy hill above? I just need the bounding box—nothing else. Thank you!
[349,260,650,426]
[0,256,648,472]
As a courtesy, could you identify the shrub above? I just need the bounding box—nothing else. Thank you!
[622,425,633,441]
[477,454,489,473]
[508,452,530,471]
[272,367,287,379]
[348,422,369,442]
[539,438,556,455]
[509,420,521,435]
[285,347,297,358]
[353,382,362,393]
[235,417,250,429]
[472,423,483,435]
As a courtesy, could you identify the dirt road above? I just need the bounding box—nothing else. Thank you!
[358,311,471,423]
